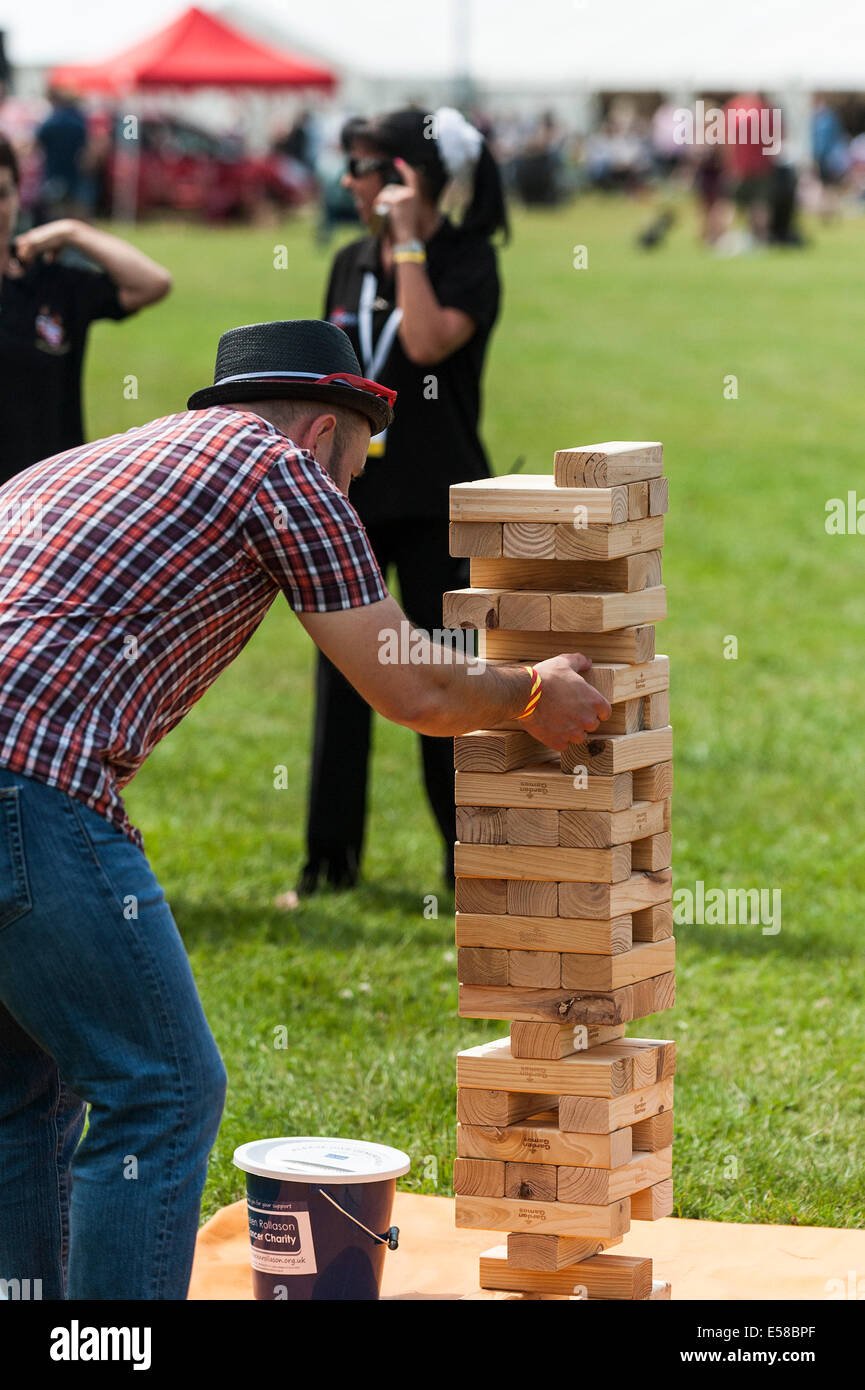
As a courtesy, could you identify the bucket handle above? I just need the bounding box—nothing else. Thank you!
[314,1187,399,1250]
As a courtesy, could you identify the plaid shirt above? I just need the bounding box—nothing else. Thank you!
[0,407,387,848]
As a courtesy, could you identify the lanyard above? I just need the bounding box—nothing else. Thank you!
[358,270,402,452]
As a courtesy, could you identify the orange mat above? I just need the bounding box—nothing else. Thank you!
[188,1192,865,1300]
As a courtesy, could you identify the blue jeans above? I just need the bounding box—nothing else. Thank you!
[0,768,227,1300]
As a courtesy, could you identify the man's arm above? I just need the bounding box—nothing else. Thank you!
[298,595,610,750]
[13,220,173,312]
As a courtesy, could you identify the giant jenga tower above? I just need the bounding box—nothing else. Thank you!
[445,442,675,1301]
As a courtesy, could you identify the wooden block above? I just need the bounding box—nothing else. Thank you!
[554,443,664,489]
[631,832,672,872]
[455,842,632,885]
[505,1234,609,1271]
[455,806,508,844]
[457,947,509,986]
[558,1146,673,1204]
[459,1113,632,1169]
[582,655,669,704]
[502,522,556,558]
[510,1021,626,1059]
[649,476,669,515]
[628,480,649,520]
[631,1178,674,1220]
[632,901,674,943]
[631,1109,675,1151]
[562,726,673,777]
[633,761,673,801]
[459,971,675,1028]
[471,552,663,594]
[559,800,666,849]
[613,1037,676,1083]
[456,763,633,812]
[442,588,499,629]
[454,729,544,773]
[452,1157,505,1197]
[456,913,632,955]
[554,516,664,562]
[560,938,676,991]
[483,626,656,665]
[507,807,559,846]
[457,1089,554,1126]
[646,690,670,728]
[450,521,502,557]
[599,698,646,736]
[487,1247,652,1298]
[457,1036,640,1098]
[450,475,630,523]
[505,1162,557,1201]
[508,950,561,989]
[506,880,558,916]
[454,877,509,914]
[549,586,666,633]
[558,869,673,919]
[559,1077,674,1134]
[498,591,551,630]
[455,1194,630,1238]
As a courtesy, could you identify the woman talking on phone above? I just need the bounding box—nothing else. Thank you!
[299,107,508,893]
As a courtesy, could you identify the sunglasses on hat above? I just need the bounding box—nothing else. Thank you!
[317,372,397,407]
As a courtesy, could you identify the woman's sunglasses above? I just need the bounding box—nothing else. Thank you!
[346,156,392,179]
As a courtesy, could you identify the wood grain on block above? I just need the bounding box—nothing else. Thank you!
[450,475,630,523]
[471,552,662,595]
[457,946,509,986]
[631,832,672,872]
[558,869,674,919]
[554,442,663,489]
[456,1089,555,1126]
[649,476,669,515]
[646,690,671,728]
[628,480,649,520]
[442,588,499,629]
[630,1178,674,1220]
[457,1036,642,1098]
[459,971,675,1027]
[631,1109,675,1151]
[455,805,508,844]
[558,1146,673,1204]
[484,625,656,665]
[455,842,632,884]
[502,521,556,558]
[633,761,673,801]
[454,1194,630,1238]
[583,655,669,704]
[549,586,666,633]
[456,913,632,955]
[454,729,544,773]
[486,1247,651,1298]
[505,1234,611,1272]
[599,698,645,736]
[498,591,552,630]
[456,763,633,812]
[510,1020,626,1059]
[562,726,673,777]
[449,520,502,558]
[506,879,559,917]
[459,1113,632,1170]
[559,800,666,849]
[507,807,560,846]
[452,1157,505,1197]
[555,516,664,562]
[505,1162,557,1201]
[560,938,676,991]
[631,901,674,943]
[454,877,508,914]
[612,1037,676,1084]
[508,949,561,989]
[558,1077,674,1134]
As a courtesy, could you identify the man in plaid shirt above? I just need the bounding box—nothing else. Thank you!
[0,319,609,1300]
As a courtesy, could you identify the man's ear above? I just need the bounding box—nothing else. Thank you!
[312,413,337,449]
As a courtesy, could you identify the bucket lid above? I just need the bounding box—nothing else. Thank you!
[232,1136,411,1185]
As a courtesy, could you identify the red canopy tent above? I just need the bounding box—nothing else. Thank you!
[50,6,337,93]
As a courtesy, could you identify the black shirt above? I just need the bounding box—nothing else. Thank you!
[0,253,131,483]
[324,216,500,523]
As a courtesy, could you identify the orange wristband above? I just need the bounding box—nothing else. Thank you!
[516,664,542,720]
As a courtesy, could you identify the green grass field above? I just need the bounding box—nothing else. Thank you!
[83,197,865,1227]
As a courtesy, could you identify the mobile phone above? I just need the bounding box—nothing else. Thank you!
[369,161,404,236]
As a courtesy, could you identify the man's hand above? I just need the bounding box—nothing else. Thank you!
[12,220,76,266]
[521,653,612,751]
[376,158,422,243]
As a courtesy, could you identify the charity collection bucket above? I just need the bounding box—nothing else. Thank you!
[232,1136,410,1301]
